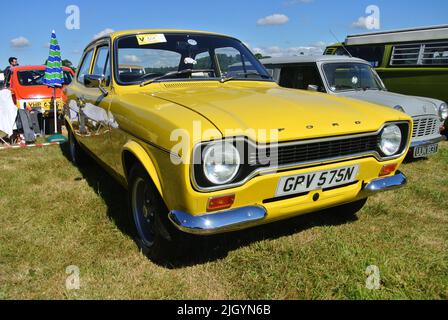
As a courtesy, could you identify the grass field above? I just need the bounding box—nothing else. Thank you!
[0,141,447,300]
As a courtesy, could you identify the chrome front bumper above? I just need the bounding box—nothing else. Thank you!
[360,171,407,197]
[410,135,446,148]
[169,171,408,235]
[169,206,267,235]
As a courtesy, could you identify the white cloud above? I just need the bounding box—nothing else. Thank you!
[252,44,325,57]
[352,17,369,29]
[11,36,30,48]
[257,14,289,26]
[284,0,314,5]
[310,41,328,49]
[93,28,114,40]
[123,55,142,63]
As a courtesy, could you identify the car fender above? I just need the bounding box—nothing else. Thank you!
[122,140,164,199]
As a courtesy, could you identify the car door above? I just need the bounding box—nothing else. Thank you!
[67,42,114,165]
[66,48,94,141]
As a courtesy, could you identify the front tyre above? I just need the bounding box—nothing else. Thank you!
[128,164,184,261]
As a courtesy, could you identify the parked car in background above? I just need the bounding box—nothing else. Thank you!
[65,29,412,260]
[324,25,448,134]
[118,64,146,76]
[9,65,75,114]
[262,56,447,158]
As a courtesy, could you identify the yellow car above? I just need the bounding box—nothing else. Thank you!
[65,29,412,259]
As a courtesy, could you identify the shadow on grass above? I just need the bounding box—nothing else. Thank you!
[60,143,359,269]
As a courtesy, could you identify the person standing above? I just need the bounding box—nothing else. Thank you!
[3,57,18,88]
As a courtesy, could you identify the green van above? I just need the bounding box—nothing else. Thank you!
[325,25,448,105]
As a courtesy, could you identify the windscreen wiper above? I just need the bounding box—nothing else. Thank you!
[220,72,272,83]
[140,69,215,87]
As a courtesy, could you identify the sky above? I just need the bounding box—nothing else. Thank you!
[1,0,447,69]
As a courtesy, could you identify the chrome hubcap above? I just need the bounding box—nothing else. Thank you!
[132,177,155,247]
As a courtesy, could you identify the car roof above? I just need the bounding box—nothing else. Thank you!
[13,65,73,71]
[85,29,233,49]
[111,29,228,38]
[346,24,448,45]
[260,55,368,65]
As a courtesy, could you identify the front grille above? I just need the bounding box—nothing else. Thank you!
[251,135,379,167]
[412,116,439,138]
[193,122,410,191]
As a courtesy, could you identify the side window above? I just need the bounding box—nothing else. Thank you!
[335,46,385,67]
[64,71,73,85]
[92,46,111,85]
[77,49,94,84]
[279,66,324,91]
[391,42,448,66]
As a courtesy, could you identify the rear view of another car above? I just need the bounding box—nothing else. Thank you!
[10,66,74,115]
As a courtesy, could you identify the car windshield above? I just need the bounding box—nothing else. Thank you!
[116,33,272,85]
[322,63,386,92]
[17,69,73,86]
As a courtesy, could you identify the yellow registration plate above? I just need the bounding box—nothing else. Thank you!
[18,99,64,110]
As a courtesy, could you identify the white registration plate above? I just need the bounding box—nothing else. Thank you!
[413,143,439,158]
[275,165,360,197]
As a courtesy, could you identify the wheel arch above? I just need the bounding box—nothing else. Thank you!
[122,141,164,200]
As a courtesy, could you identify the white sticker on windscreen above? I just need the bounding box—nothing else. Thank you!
[188,39,198,46]
[136,34,167,46]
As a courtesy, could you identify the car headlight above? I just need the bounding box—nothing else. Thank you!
[394,105,405,113]
[203,142,241,185]
[439,103,448,121]
[379,124,402,156]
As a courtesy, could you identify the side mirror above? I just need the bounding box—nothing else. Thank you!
[84,74,105,88]
[307,84,319,92]
[84,74,108,96]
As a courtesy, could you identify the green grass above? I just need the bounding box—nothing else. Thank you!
[0,142,447,300]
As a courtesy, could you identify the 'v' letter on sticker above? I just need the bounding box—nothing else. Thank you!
[137,34,167,45]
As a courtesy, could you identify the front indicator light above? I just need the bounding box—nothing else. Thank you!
[207,194,235,212]
[379,164,398,177]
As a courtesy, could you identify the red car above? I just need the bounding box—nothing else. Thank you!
[9,65,74,114]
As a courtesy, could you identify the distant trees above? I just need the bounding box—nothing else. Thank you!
[43,59,76,72]
[62,59,76,72]
[255,53,271,60]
